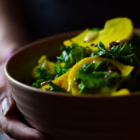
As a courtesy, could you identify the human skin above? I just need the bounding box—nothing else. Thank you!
[0,0,48,139]
[0,64,48,140]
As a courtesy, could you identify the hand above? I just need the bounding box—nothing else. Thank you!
[0,63,48,140]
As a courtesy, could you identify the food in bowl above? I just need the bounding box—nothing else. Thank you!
[32,17,140,96]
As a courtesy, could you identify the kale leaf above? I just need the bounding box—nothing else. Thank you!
[47,80,67,92]
[75,62,120,94]
[54,43,87,78]
[33,67,53,88]
[90,41,139,66]
[53,63,69,79]
[57,43,86,64]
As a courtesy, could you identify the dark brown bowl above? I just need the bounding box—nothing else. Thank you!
[5,29,140,140]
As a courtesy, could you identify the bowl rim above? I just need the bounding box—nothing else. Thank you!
[4,29,140,99]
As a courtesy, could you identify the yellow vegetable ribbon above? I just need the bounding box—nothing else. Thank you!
[63,17,133,51]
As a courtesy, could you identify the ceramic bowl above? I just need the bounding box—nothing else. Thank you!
[5,29,140,140]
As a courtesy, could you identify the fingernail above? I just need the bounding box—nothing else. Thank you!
[1,98,10,116]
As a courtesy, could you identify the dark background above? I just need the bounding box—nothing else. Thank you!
[19,0,140,41]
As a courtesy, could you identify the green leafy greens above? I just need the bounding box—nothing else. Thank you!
[90,41,139,66]
[47,80,67,92]
[32,67,53,88]
[32,33,140,94]
[53,43,87,78]
[75,61,120,94]
[32,67,67,92]
[53,63,69,79]
[57,43,87,64]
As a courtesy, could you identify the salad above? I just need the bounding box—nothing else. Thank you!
[32,17,140,96]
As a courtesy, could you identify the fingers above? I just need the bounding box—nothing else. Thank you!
[0,63,49,140]
[0,63,16,116]
[4,133,15,140]
[0,108,48,140]
[1,89,16,116]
